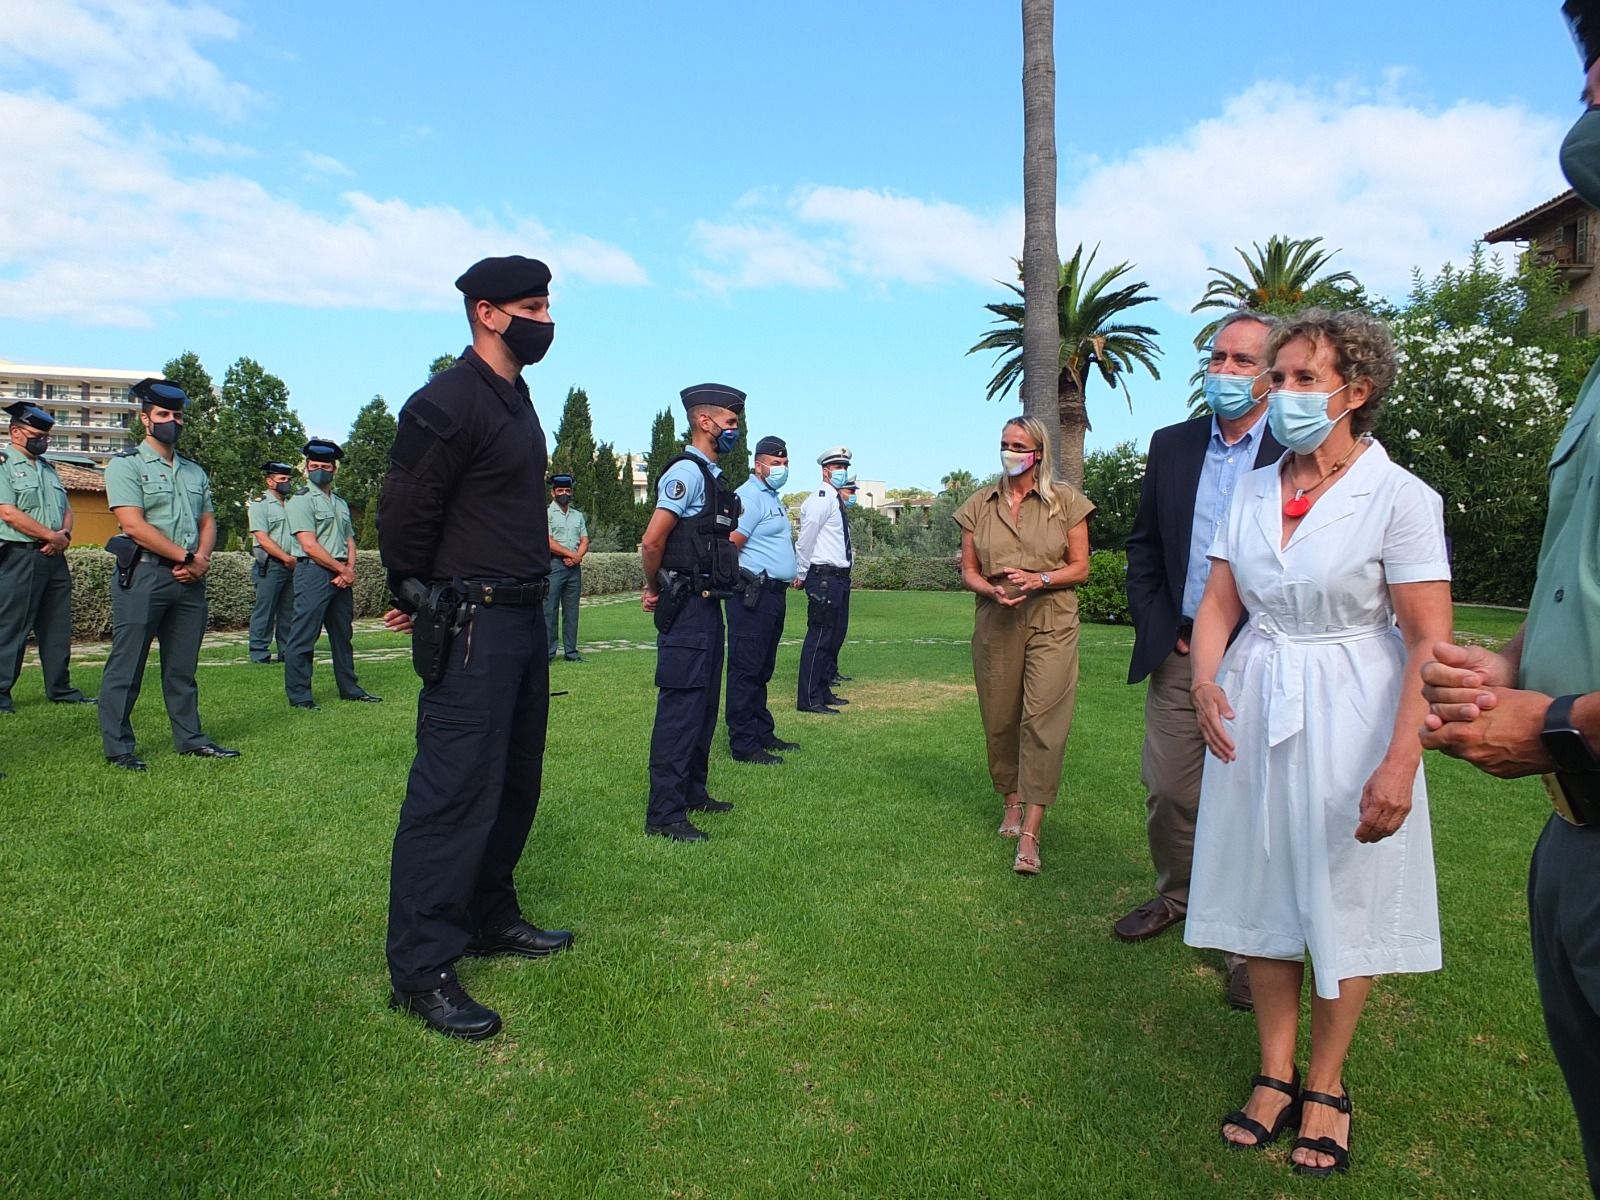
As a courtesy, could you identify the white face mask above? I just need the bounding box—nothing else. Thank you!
[1000,449,1037,477]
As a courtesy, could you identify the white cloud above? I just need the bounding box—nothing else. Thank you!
[301,150,354,178]
[0,92,650,326]
[689,80,1568,303]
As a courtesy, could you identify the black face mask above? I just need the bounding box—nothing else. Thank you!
[496,309,555,366]
[149,419,182,446]
[1562,106,1600,208]
[24,435,48,456]
[554,493,571,508]
[273,480,292,496]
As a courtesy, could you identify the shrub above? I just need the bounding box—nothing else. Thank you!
[852,555,962,590]
[581,552,645,596]
[1077,550,1130,625]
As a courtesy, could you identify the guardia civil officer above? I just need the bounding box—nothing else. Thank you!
[640,384,745,840]
[99,379,239,769]
[794,446,854,713]
[246,461,297,664]
[545,473,588,662]
[283,438,380,709]
[379,254,572,1041]
[725,435,799,764]
[0,402,94,712]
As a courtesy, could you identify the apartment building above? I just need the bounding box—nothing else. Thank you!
[0,358,162,466]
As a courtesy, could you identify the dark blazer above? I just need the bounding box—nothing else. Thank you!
[1125,415,1284,684]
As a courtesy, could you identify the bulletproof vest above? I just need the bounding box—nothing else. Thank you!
[660,453,742,593]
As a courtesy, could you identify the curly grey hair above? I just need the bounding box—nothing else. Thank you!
[1266,308,1398,436]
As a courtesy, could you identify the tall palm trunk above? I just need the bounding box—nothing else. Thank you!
[1056,369,1087,490]
[1020,0,1060,473]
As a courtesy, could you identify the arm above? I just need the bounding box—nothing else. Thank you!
[730,530,749,550]
[1123,434,1165,623]
[1189,559,1246,762]
[639,507,678,611]
[0,503,65,548]
[1002,519,1091,594]
[173,511,216,583]
[252,530,295,564]
[574,532,589,562]
[296,530,347,576]
[549,536,578,557]
[1354,580,1454,841]
[793,498,821,581]
[113,506,191,563]
[377,393,470,582]
[961,531,1021,607]
[341,534,358,585]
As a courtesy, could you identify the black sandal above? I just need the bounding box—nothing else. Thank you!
[1219,1068,1301,1149]
[1290,1089,1353,1176]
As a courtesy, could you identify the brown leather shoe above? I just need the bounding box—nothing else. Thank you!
[1226,960,1254,1011]
[1113,896,1184,942]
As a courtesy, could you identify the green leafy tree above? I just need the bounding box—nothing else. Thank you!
[845,503,894,554]
[1081,441,1146,551]
[549,386,598,503]
[885,487,934,501]
[645,408,679,499]
[206,358,307,546]
[156,350,216,453]
[969,244,1162,489]
[342,395,397,548]
[720,412,751,489]
[428,353,457,380]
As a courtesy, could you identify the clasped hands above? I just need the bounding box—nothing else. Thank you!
[988,568,1048,608]
[1418,641,1553,779]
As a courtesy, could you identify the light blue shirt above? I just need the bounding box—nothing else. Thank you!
[734,475,798,581]
[1181,412,1268,618]
[655,445,719,517]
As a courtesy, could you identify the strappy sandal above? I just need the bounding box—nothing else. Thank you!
[1290,1089,1352,1177]
[1220,1068,1301,1149]
[1013,830,1041,875]
[998,802,1024,838]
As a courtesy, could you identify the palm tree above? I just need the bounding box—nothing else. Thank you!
[1020,0,1059,444]
[968,244,1162,489]
[1190,235,1357,349]
[941,468,977,496]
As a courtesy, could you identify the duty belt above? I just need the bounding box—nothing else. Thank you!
[762,577,793,592]
[1545,772,1598,828]
[458,579,549,606]
[810,563,850,577]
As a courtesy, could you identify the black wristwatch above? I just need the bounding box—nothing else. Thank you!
[183,550,196,566]
[1542,694,1600,774]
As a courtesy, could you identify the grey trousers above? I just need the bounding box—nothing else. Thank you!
[283,561,359,704]
[544,562,580,659]
[248,560,294,661]
[0,545,85,707]
[1139,649,1206,909]
[98,566,208,755]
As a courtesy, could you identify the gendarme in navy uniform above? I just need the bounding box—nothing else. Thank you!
[378,254,573,1041]
[640,383,746,841]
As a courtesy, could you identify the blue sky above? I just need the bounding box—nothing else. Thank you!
[0,1,1582,491]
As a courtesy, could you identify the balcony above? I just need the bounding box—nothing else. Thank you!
[1534,242,1593,278]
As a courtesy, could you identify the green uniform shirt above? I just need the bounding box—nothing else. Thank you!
[548,502,587,554]
[104,442,212,551]
[1521,356,1600,698]
[0,450,69,543]
[285,486,354,560]
[247,491,293,555]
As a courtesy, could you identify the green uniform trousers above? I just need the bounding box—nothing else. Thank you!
[0,545,85,709]
[283,561,359,704]
[98,564,209,756]
[248,560,294,662]
[971,599,1080,808]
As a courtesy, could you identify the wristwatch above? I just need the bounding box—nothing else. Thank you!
[1039,572,1052,587]
[183,550,195,566]
[1542,694,1600,773]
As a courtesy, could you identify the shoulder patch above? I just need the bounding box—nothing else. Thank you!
[406,395,459,437]
[295,485,312,496]
[0,450,7,464]
[817,489,826,496]
[113,447,139,458]
[665,478,687,501]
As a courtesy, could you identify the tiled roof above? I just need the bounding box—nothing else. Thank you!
[1484,189,1590,243]
[51,461,107,492]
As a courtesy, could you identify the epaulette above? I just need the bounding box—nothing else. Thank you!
[295,485,312,496]
[113,447,139,458]
[0,450,7,464]
[176,452,199,466]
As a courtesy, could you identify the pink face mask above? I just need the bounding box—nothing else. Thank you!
[1000,449,1036,477]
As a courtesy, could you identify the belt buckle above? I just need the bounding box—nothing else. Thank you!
[482,584,494,606]
[1544,773,1590,827]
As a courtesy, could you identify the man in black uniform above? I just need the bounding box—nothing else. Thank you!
[640,384,745,841]
[378,254,573,1041]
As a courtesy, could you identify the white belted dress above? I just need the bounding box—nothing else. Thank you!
[1183,441,1450,999]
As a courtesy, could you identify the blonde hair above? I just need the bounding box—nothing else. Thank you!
[1002,416,1068,519]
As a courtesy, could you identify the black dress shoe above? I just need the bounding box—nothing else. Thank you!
[733,749,783,765]
[390,979,501,1040]
[181,743,241,758]
[290,700,321,711]
[53,695,97,705]
[466,918,575,959]
[107,752,147,771]
[766,737,801,751]
[646,819,708,842]
[798,704,840,715]
[341,692,383,703]
[831,674,852,683]
[563,654,583,662]
[825,694,850,705]
[688,795,734,813]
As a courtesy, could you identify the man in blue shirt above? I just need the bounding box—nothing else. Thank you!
[726,435,801,765]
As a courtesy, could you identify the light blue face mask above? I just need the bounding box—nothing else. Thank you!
[830,469,849,488]
[763,465,789,490]
[715,426,739,454]
[844,494,857,508]
[1267,384,1351,454]
[1202,373,1261,420]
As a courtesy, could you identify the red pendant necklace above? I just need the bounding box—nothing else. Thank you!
[1283,437,1367,518]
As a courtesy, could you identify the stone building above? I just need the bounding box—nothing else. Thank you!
[1485,188,1600,334]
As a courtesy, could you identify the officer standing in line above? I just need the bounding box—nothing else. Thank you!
[246,461,297,664]
[794,446,854,714]
[282,438,380,710]
[379,255,572,1041]
[0,402,94,712]
[99,379,239,770]
[834,473,862,688]
[725,434,800,765]
[545,472,588,663]
[640,384,745,841]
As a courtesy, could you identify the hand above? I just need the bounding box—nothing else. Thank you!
[1421,641,1516,725]
[563,556,578,568]
[45,530,70,555]
[382,607,414,635]
[284,557,297,571]
[1002,568,1044,595]
[990,583,1024,608]
[1175,636,1191,656]
[338,568,357,588]
[190,552,211,578]
[1420,686,1556,778]
[642,590,659,613]
[172,564,198,584]
[1192,681,1236,762]
[792,578,804,590]
[1355,761,1415,842]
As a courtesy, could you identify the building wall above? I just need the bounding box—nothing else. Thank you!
[67,492,120,546]
[0,361,160,466]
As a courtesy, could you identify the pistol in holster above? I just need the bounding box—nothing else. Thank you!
[398,577,466,684]
[106,534,141,589]
[736,567,766,611]
[653,568,692,635]
[251,545,269,577]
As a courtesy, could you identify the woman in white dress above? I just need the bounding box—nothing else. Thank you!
[1184,310,1453,1177]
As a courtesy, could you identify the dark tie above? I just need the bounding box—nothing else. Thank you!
[839,497,853,562]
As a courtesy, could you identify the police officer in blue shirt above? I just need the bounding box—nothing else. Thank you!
[640,384,745,840]
[726,435,801,765]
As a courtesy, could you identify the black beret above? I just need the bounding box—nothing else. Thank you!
[753,436,786,458]
[549,474,575,488]
[261,461,295,475]
[454,255,552,301]
[131,377,188,409]
[303,439,344,462]
[5,401,54,431]
[680,382,746,415]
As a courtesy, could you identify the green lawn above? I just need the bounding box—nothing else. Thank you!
[0,593,1579,1198]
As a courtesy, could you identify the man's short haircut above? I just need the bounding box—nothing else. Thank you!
[1211,308,1281,348]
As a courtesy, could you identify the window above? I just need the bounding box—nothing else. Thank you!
[108,386,130,401]
[1573,307,1590,337]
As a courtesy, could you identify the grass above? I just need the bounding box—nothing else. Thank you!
[0,593,1580,1198]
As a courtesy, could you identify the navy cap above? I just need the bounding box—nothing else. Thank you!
[549,473,575,488]
[303,438,344,462]
[454,255,552,301]
[131,377,188,409]
[261,461,295,475]
[5,401,54,431]
[753,435,786,457]
[680,383,746,415]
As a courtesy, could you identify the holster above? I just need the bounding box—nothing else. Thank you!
[251,545,269,577]
[736,567,765,611]
[398,577,463,684]
[106,534,140,589]
[653,569,691,635]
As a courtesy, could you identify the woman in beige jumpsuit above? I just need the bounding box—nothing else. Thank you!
[954,416,1094,874]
